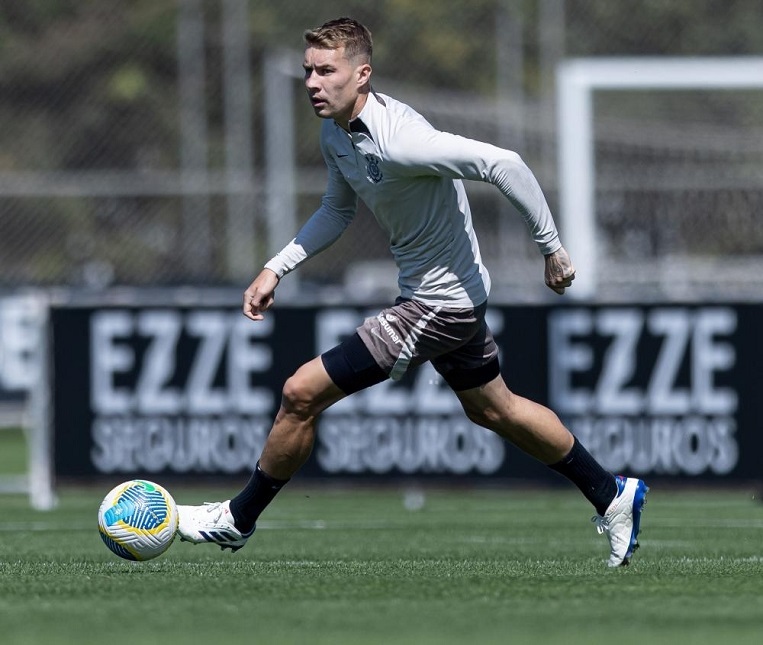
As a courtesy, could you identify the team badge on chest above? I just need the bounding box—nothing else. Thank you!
[364,154,383,184]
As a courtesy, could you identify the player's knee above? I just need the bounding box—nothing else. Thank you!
[281,372,321,419]
[464,403,502,429]
[461,388,519,429]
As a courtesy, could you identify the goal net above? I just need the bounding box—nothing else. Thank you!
[557,57,763,301]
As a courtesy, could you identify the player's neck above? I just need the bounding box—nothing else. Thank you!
[336,92,369,131]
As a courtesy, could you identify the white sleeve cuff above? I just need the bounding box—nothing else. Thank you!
[263,239,308,278]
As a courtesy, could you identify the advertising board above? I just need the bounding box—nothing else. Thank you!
[51,304,761,482]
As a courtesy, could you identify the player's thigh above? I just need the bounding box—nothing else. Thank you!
[358,299,488,382]
[320,331,388,395]
[430,303,500,391]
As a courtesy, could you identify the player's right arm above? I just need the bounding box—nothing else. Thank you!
[243,268,279,321]
[264,126,357,279]
[247,126,358,319]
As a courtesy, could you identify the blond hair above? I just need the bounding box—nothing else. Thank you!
[303,17,372,63]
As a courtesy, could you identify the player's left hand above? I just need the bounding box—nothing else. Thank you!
[544,247,575,294]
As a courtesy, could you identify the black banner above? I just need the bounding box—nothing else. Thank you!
[51,303,763,482]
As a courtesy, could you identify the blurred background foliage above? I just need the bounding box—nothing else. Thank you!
[0,0,762,299]
[3,0,762,169]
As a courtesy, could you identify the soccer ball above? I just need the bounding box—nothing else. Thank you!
[97,479,179,561]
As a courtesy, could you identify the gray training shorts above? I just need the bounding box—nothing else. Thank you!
[355,298,499,387]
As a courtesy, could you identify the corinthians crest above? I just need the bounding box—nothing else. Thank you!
[364,154,383,184]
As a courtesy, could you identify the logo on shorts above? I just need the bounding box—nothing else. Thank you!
[377,313,402,345]
[365,154,383,184]
[385,314,397,322]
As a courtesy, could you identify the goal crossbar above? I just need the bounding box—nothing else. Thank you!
[556,56,763,299]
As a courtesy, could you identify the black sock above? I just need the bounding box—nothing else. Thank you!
[229,462,289,534]
[548,438,617,515]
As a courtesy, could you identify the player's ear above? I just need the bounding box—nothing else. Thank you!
[356,62,372,87]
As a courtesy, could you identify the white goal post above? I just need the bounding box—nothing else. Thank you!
[0,293,56,510]
[556,56,763,300]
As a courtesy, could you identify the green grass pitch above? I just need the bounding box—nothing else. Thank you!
[1,481,762,645]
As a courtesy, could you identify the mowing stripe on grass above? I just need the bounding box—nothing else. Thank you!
[4,517,761,533]
[0,518,405,533]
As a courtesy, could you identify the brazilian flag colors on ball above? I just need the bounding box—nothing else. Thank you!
[97,479,179,561]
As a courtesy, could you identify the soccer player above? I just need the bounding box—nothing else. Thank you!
[178,17,648,567]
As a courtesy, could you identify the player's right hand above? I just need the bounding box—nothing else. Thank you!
[243,269,280,321]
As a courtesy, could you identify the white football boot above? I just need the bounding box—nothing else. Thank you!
[177,500,254,552]
[592,475,649,567]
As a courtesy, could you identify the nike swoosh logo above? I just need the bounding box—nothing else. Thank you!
[337,153,349,158]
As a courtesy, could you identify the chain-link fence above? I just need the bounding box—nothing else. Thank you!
[1,0,762,302]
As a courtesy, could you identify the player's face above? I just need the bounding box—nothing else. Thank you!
[303,45,370,128]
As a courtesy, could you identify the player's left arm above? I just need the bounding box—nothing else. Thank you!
[391,123,572,292]
[544,246,575,295]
